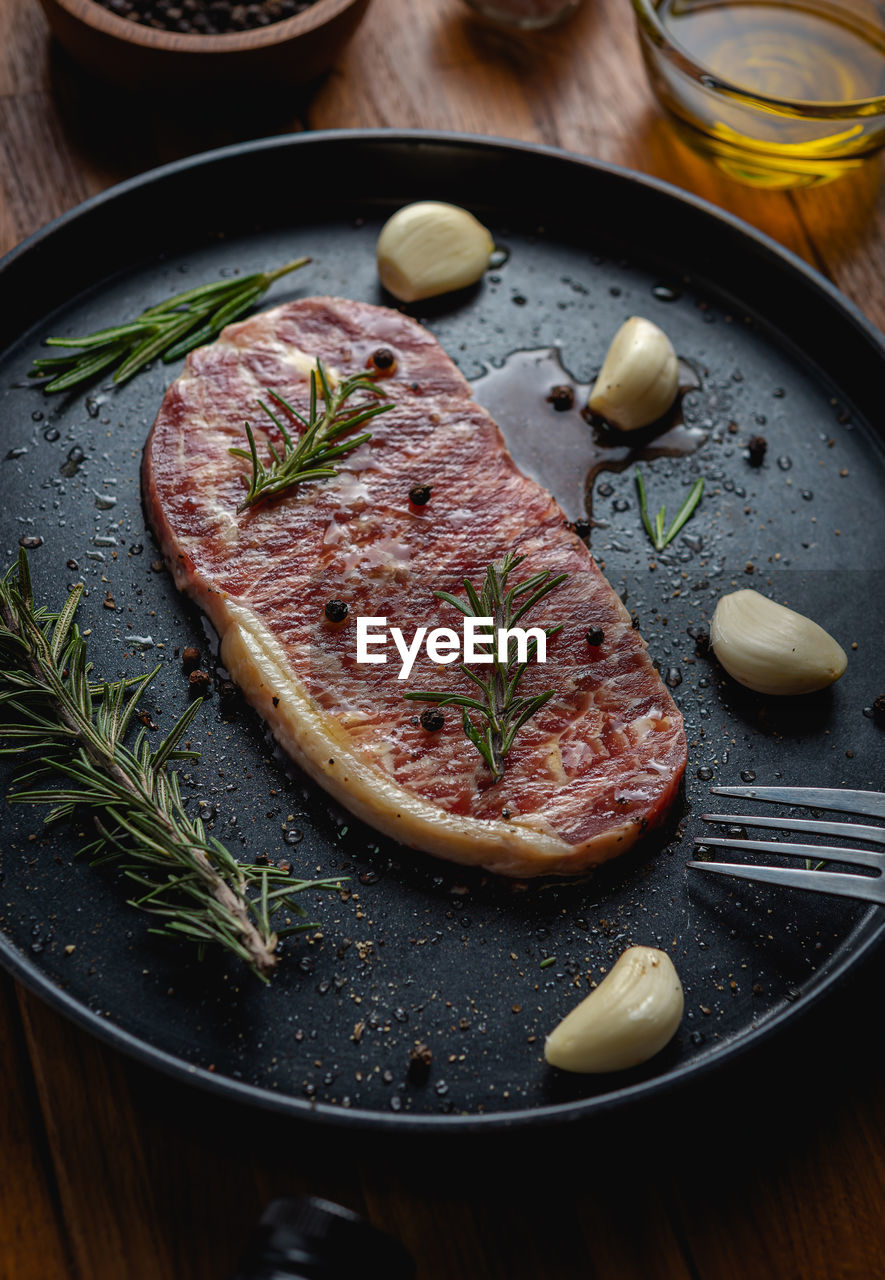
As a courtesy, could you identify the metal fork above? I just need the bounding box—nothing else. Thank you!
[686,786,885,907]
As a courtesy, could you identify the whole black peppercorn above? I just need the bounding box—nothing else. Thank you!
[188,669,211,695]
[569,518,592,540]
[547,384,574,411]
[585,627,604,647]
[409,483,433,506]
[324,599,349,623]
[181,644,201,672]
[370,346,396,373]
[747,435,767,466]
[419,708,445,732]
[873,694,885,726]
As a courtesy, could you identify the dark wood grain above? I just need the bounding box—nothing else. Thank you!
[0,975,73,1280]
[2,0,885,1276]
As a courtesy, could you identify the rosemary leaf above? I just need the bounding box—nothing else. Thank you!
[404,553,567,783]
[231,362,392,511]
[31,257,310,395]
[44,319,159,348]
[0,551,340,980]
[635,467,705,552]
[31,342,131,394]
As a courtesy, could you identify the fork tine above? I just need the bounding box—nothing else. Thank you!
[694,836,885,870]
[686,860,885,905]
[709,787,885,819]
[702,813,885,845]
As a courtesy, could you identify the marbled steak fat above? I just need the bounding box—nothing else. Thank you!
[142,298,687,877]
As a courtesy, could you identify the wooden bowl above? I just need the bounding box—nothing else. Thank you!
[37,0,373,90]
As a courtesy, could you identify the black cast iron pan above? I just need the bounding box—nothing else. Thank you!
[0,131,883,1131]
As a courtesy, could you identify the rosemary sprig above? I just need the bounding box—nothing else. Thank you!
[635,467,705,552]
[29,258,310,394]
[0,551,339,980]
[230,360,392,511]
[404,553,567,783]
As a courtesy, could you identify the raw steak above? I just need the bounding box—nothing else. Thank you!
[143,298,687,877]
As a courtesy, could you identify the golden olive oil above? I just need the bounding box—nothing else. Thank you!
[645,0,885,185]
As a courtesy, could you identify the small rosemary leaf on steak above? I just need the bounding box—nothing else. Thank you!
[404,552,566,783]
[231,361,393,511]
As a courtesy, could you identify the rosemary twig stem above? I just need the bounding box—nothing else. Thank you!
[0,552,338,979]
[30,257,311,394]
[231,361,392,510]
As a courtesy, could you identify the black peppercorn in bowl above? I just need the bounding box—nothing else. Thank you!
[37,0,372,91]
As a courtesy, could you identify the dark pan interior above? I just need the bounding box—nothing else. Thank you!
[1,131,883,1132]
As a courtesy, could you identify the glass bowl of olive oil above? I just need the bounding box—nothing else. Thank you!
[632,0,885,187]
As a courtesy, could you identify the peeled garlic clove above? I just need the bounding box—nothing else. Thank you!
[588,316,680,431]
[376,202,494,303]
[545,946,684,1074]
[711,589,847,696]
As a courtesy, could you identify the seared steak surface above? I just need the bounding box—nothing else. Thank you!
[143,298,687,876]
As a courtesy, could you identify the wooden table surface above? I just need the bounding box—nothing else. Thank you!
[2,1,885,1277]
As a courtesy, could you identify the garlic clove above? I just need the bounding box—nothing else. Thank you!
[588,316,680,431]
[711,589,847,696]
[376,201,495,303]
[544,945,684,1074]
